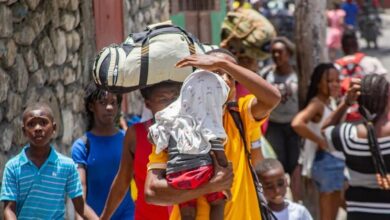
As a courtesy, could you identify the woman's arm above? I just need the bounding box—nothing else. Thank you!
[75,168,98,220]
[100,127,135,220]
[145,153,234,205]
[322,78,361,131]
[251,148,264,167]
[3,201,17,220]
[72,196,98,220]
[218,59,281,119]
[291,100,327,149]
[176,54,281,120]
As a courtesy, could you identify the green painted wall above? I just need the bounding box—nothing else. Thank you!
[210,0,227,45]
[170,0,227,45]
[170,12,185,29]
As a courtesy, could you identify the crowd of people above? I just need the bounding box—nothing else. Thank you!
[1,1,390,220]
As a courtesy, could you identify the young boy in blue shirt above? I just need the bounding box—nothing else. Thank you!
[0,103,97,219]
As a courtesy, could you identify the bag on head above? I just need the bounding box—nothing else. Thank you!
[221,8,276,61]
[92,21,207,93]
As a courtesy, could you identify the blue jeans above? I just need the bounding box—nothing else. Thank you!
[312,151,345,192]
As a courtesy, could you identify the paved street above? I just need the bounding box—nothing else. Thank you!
[359,10,390,72]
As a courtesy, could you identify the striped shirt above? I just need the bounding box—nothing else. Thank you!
[0,145,83,219]
[324,123,390,215]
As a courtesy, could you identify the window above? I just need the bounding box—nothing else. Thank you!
[170,0,219,14]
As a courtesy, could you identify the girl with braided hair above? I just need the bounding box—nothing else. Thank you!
[292,63,344,220]
[71,83,135,219]
[322,74,390,219]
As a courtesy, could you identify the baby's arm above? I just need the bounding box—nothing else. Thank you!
[210,138,228,168]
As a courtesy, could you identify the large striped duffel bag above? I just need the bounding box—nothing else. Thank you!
[92,21,207,93]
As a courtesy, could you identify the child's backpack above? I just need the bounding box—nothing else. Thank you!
[92,21,205,93]
[335,52,366,94]
[335,52,366,121]
[221,8,276,61]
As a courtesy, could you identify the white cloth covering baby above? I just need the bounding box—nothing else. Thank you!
[149,70,230,155]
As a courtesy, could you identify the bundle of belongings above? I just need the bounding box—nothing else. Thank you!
[93,8,276,93]
[92,21,218,93]
[221,7,276,61]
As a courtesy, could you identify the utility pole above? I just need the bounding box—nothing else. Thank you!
[295,0,328,109]
[294,0,328,218]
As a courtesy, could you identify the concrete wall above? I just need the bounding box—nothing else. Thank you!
[122,0,170,116]
[0,0,95,217]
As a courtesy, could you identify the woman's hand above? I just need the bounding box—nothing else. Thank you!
[176,54,225,73]
[317,138,328,151]
[208,152,234,196]
[345,78,361,106]
[376,173,390,190]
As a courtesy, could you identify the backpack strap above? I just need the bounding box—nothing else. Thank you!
[227,102,251,157]
[79,134,90,197]
[354,52,366,64]
[336,52,366,76]
[227,101,276,220]
[80,134,91,165]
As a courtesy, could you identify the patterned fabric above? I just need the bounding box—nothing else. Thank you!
[148,95,267,220]
[324,123,390,216]
[149,70,229,155]
[0,146,83,219]
[167,165,225,208]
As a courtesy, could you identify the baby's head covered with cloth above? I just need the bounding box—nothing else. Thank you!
[149,70,230,155]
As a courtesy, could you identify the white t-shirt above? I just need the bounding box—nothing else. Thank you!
[273,200,313,220]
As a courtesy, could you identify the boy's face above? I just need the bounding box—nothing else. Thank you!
[259,167,287,205]
[23,108,56,148]
[89,92,119,127]
[145,86,180,115]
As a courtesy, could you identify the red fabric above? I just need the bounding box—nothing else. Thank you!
[336,52,365,94]
[336,53,366,122]
[236,82,250,99]
[167,165,225,208]
[133,122,170,220]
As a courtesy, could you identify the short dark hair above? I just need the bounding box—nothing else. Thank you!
[22,103,54,123]
[271,36,295,56]
[341,29,358,49]
[84,82,123,131]
[256,158,285,176]
[206,48,238,63]
[140,81,182,100]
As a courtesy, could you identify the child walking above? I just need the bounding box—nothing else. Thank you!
[257,158,312,220]
[0,103,97,219]
[148,70,230,220]
[71,83,135,219]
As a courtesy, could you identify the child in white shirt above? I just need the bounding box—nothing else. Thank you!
[257,158,313,220]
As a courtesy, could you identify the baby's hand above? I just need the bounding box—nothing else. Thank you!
[209,152,234,193]
[223,190,232,201]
